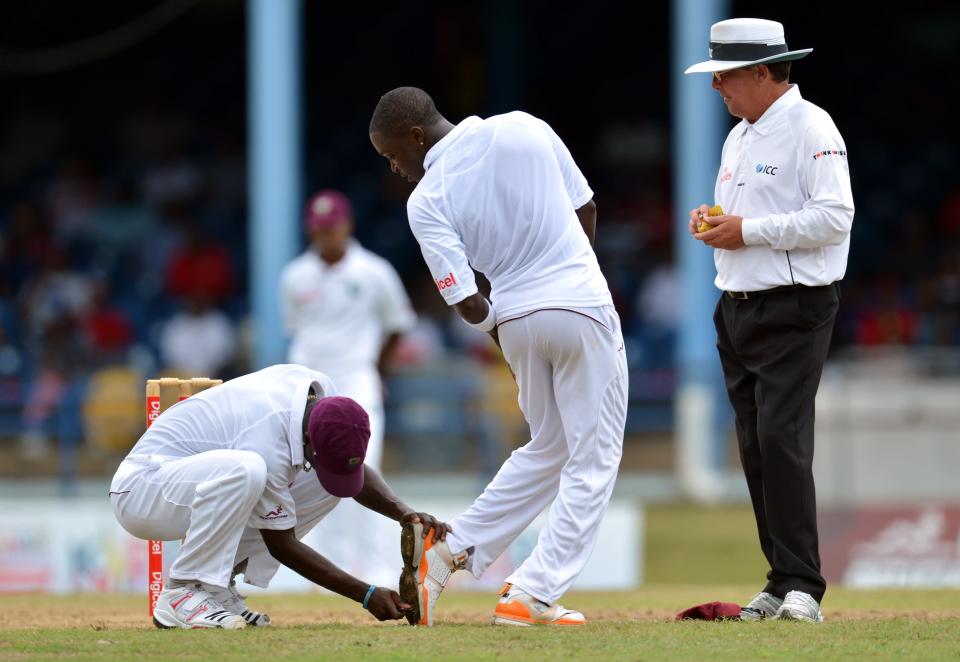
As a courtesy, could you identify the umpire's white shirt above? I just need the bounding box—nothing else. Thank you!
[715,85,854,292]
[407,112,613,318]
[280,240,416,376]
[113,364,336,530]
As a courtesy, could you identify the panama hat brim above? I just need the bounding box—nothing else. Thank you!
[684,48,813,74]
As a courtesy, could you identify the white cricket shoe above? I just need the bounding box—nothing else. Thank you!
[153,585,246,629]
[209,580,272,627]
[774,590,824,623]
[492,583,586,626]
[399,521,470,626]
[740,591,783,621]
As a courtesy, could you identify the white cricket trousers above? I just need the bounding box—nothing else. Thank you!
[446,306,628,604]
[110,452,340,589]
[110,450,268,588]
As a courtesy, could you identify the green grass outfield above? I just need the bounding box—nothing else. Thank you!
[1,505,958,660]
[1,589,958,661]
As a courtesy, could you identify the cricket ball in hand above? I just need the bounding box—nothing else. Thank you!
[697,205,724,233]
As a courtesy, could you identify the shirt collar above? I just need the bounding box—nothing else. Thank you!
[423,116,482,172]
[744,84,802,136]
[288,377,319,467]
[311,238,358,269]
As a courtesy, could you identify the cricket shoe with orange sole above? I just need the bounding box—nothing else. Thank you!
[399,521,471,626]
[492,583,586,627]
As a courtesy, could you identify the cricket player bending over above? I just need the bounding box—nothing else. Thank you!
[109,364,446,629]
[369,87,629,626]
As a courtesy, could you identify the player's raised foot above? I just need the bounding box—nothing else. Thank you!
[739,591,782,621]
[773,590,823,623]
[153,584,246,629]
[491,584,586,627]
[208,580,272,626]
[399,521,471,626]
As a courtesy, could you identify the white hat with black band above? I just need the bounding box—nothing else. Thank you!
[684,18,812,75]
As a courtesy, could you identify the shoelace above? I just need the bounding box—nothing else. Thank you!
[179,589,234,623]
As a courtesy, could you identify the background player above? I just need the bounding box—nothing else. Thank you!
[279,190,417,586]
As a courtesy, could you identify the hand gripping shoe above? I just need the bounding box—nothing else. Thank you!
[740,591,783,621]
[399,521,471,626]
[774,590,824,623]
[492,583,586,626]
[153,584,246,629]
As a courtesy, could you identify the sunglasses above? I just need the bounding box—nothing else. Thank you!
[713,66,758,83]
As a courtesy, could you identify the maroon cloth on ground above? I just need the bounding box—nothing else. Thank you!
[675,601,742,620]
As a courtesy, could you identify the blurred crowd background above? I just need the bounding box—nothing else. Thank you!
[2,1,958,491]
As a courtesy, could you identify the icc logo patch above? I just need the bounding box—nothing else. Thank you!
[755,163,778,175]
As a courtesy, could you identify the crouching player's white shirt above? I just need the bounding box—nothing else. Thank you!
[110,364,338,588]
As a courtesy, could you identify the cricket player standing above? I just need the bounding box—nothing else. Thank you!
[369,87,628,626]
[109,364,447,629]
[279,190,417,586]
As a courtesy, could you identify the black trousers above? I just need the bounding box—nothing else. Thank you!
[713,283,839,603]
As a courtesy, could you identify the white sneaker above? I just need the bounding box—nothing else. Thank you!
[399,522,470,626]
[209,580,271,626]
[492,583,586,626]
[153,585,246,629]
[740,592,783,621]
[774,590,824,623]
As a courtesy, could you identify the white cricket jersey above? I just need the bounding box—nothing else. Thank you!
[407,111,613,320]
[121,364,337,530]
[280,240,416,376]
[714,85,854,292]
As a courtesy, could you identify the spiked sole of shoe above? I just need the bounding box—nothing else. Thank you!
[399,566,421,625]
[400,522,424,626]
[400,522,421,569]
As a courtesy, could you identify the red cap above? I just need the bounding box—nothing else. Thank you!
[304,189,352,230]
[307,396,370,497]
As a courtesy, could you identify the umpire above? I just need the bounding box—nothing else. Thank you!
[684,18,854,622]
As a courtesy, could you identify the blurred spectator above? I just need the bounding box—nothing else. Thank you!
[159,293,237,378]
[165,225,236,304]
[81,279,134,363]
[89,178,157,267]
[18,246,94,354]
[634,254,679,369]
[853,277,919,346]
[1,202,52,291]
[43,157,100,243]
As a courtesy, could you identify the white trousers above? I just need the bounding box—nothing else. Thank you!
[446,306,628,604]
[110,451,339,589]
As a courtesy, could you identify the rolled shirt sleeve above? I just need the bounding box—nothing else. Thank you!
[407,191,478,306]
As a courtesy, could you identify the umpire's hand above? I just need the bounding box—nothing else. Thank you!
[366,587,411,621]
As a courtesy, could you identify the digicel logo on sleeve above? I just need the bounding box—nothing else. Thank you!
[435,272,457,291]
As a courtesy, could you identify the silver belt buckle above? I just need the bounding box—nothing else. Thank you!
[727,290,749,300]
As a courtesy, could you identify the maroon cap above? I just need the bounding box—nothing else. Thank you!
[304,189,352,231]
[307,396,370,497]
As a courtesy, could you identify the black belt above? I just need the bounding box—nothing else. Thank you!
[725,284,820,300]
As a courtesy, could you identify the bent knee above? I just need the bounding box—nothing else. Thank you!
[232,451,268,493]
[196,451,268,498]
